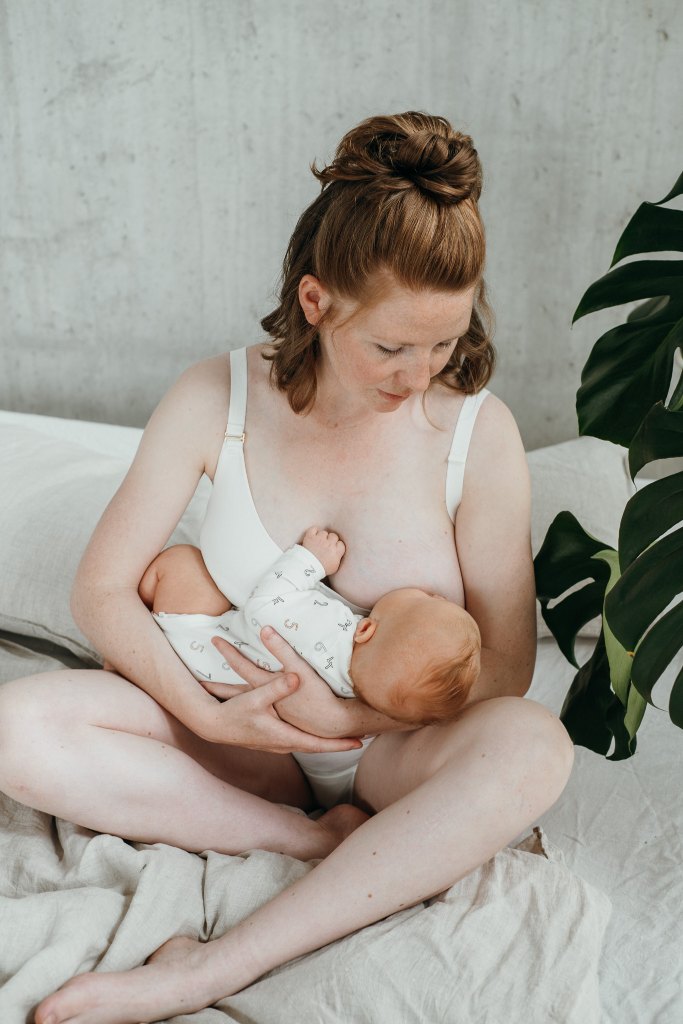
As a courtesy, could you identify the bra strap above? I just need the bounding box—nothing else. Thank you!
[225,348,248,443]
[445,389,490,521]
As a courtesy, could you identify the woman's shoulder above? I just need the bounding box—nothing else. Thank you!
[428,381,518,438]
[159,353,232,478]
[464,390,529,494]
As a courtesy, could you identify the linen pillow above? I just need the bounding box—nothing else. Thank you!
[0,424,209,664]
[527,435,636,638]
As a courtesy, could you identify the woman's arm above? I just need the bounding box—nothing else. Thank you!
[454,394,537,702]
[71,357,361,753]
[211,629,415,737]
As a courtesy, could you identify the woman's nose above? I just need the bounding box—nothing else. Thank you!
[398,355,433,394]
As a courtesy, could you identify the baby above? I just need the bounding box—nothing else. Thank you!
[137,527,481,728]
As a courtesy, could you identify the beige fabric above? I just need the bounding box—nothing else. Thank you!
[0,792,610,1023]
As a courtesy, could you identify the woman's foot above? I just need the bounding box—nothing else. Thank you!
[33,938,222,1024]
[310,802,370,858]
[33,808,369,1023]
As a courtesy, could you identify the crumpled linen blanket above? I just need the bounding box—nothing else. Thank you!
[0,796,610,1024]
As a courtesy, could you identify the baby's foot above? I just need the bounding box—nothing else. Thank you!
[301,526,346,576]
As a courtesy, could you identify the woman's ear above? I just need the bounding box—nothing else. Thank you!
[298,274,332,326]
[353,618,377,644]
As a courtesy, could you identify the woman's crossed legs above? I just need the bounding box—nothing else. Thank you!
[0,672,575,1024]
[0,669,366,861]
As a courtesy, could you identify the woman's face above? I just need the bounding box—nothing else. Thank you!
[299,273,477,412]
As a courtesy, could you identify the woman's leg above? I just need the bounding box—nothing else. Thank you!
[0,670,365,858]
[34,696,575,1024]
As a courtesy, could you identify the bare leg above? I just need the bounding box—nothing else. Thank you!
[0,671,366,859]
[33,696,575,1024]
[139,544,232,615]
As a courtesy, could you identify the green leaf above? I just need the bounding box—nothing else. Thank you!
[624,683,647,739]
[560,633,636,759]
[628,403,683,478]
[540,582,606,668]
[606,525,683,650]
[670,662,683,728]
[626,296,671,322]
[670,362,683,411]
[611,204,683,267]
[630,601,683,707]
[619,471,683,567]
[573,261,683,323]
[594,549,632,704]
[577,318,682,446]
[534,512,611,666]
[656,171,683,205]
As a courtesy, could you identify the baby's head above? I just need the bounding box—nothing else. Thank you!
[349,588,481,725]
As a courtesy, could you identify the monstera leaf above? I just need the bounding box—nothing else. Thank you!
[534,513,645,759]
[573,174,683,447]
[535,170,683,757]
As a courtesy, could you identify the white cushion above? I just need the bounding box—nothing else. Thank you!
[0,424,207,662]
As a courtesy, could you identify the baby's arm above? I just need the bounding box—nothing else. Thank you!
[246,528,345,607]
[139,544,231,616]
[240,529,346,646]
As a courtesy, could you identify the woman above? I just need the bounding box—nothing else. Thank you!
[0,112,574,1023]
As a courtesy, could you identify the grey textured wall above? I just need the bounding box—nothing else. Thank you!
[1,0,680,447]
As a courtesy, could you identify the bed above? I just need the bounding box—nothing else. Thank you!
[0,408,680,1023]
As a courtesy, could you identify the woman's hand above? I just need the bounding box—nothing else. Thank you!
[210,627,415,738]
[194,668,364,753]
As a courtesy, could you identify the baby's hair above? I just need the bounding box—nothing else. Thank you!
[261,111,495,415]
[390,635,481,725]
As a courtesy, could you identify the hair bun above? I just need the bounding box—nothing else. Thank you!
[312,111,482,204]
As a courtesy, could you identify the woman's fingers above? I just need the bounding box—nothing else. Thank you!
[211,635,273,688]
[258,626,310,671]
[197,677,250,700]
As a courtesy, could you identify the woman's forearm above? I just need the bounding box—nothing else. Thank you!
[465,646,534,704]
[72,582,219,735]
[275,692,413,738]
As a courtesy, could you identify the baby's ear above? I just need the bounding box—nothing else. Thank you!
[353,618,377,644]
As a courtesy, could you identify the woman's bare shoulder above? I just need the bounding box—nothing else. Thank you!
[465,391,529,498]
[175,352,231,403]
[157,352,232,479]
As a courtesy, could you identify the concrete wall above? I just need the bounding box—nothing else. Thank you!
[1,0,680,448]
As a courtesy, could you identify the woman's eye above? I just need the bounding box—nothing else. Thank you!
[438,339,456,350]
[376,345,402,356]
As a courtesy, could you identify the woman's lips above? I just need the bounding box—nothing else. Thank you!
[378,389,409,401]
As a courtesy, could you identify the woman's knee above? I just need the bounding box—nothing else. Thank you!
[473,696,575,798]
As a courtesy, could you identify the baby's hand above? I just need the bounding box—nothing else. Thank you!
[301,526,345,576]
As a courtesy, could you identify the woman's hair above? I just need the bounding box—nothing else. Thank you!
[261,111,495,414]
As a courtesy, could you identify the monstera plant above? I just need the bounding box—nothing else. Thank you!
[535,171,683,760]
